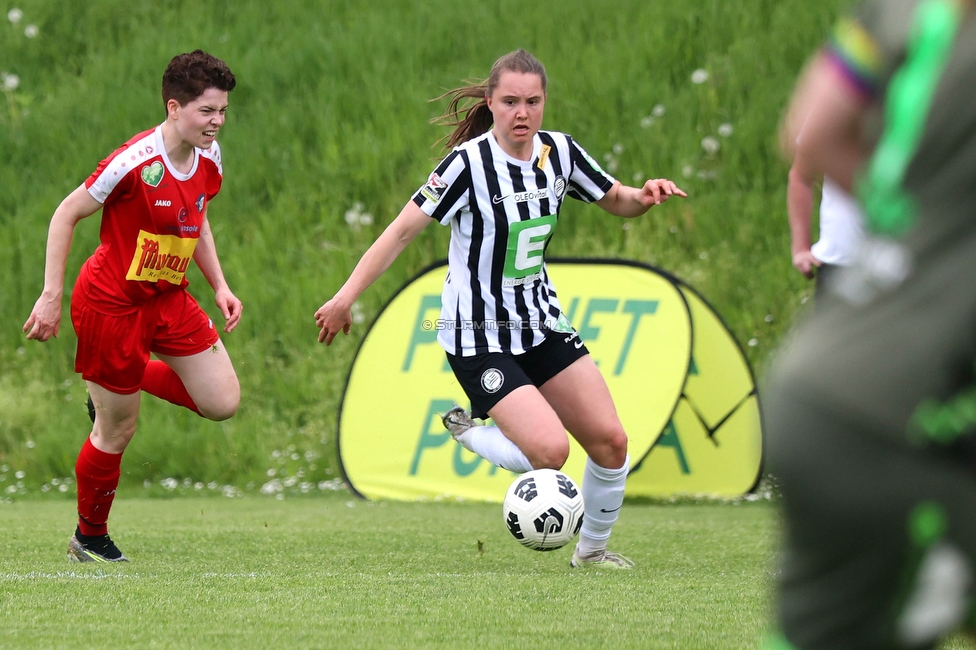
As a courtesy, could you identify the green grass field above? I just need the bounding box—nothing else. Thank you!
[4,497,972,649]
[4,497,777,649]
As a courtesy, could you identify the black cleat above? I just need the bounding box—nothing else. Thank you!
[67,528,128,563]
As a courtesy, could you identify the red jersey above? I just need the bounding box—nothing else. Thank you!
[80,125,222,313]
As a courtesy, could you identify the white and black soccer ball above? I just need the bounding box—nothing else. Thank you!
[502,469,584,551]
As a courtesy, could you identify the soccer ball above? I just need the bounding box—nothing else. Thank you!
[502,468,584,551]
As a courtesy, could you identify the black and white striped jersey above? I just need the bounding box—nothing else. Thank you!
[412,129,615,356]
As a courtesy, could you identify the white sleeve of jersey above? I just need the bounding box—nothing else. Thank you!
[567,139,615,203]
[87,155,133,204]
[413,149,469,225]
[201,140,223,176]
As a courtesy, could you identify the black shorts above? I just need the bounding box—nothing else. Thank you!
[446,331,589,419]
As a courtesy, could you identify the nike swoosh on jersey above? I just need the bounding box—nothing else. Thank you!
[492,194,510,205]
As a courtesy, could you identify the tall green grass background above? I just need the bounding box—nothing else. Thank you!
[1,0,844,494]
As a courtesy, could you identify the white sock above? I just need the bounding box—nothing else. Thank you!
[577,455,629,555]
[455,425,533,473]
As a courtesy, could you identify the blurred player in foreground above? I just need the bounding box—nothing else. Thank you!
[766,0,976,647]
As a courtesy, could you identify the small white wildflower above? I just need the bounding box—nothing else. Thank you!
[652,104,666,118]
[14,470,25,479]
[266,468,277,477]
[160,477,178,490]
[3,73,20,92]
[0,465,8,473]
[143,479,152,488]
[699,251,709,260]
[290,453,300,461]
[670,225,678,233]
[606,159,619,173]
[632,172,643,183]
[612,143,624,156]
[208,481,218,489]
[51,478,60,486]
[764,314,774,323]
[194,482,204,490]
[7,8,22,24]
[701,136,720,155]
[283,476,298,488]
[691,68,709,85]
[16,347,25,355]
[640,116,654,128]
[25,440,35,449]
[358,212,373,226]
[748,338,759,347]
[344,209,359,226]
[41,484,50,492]
[682,165,695,179]
[58,484,68,493]
[621,222,631,231]
[275,493,284,500]
[353,202,364,213]
[718,123,734,137]
[182,478,191,488]
[351,301,365,325]
[24,24,37,38]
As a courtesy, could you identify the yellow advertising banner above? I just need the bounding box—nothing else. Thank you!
[338,260,762,502]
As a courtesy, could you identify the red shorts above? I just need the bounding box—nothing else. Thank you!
[71,271,219,394]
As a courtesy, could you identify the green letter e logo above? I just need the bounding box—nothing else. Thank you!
[504,214,556,280]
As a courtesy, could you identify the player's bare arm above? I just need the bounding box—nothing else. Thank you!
[596,179,686,218]
[193,213,242,333]
[315,202,430,345]
[23,185,102,342]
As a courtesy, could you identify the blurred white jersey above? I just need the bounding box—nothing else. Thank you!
[811,177,865,266]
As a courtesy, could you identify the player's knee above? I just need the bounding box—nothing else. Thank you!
[199,382,240,421]
[92,418,138,452]
[591,427,628,469]
[529,438,570,470]
[607,429,628,460]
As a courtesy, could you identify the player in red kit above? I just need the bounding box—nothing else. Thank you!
[22,50,242,562]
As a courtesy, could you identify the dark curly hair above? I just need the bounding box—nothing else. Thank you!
[161,50,236,109]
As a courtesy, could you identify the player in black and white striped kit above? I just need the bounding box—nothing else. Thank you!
[316,49,685,568]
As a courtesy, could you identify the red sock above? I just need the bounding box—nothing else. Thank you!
[75,437,123,537]
[141,359,199,415]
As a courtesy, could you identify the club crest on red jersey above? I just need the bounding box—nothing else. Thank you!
[141,161,164,187]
